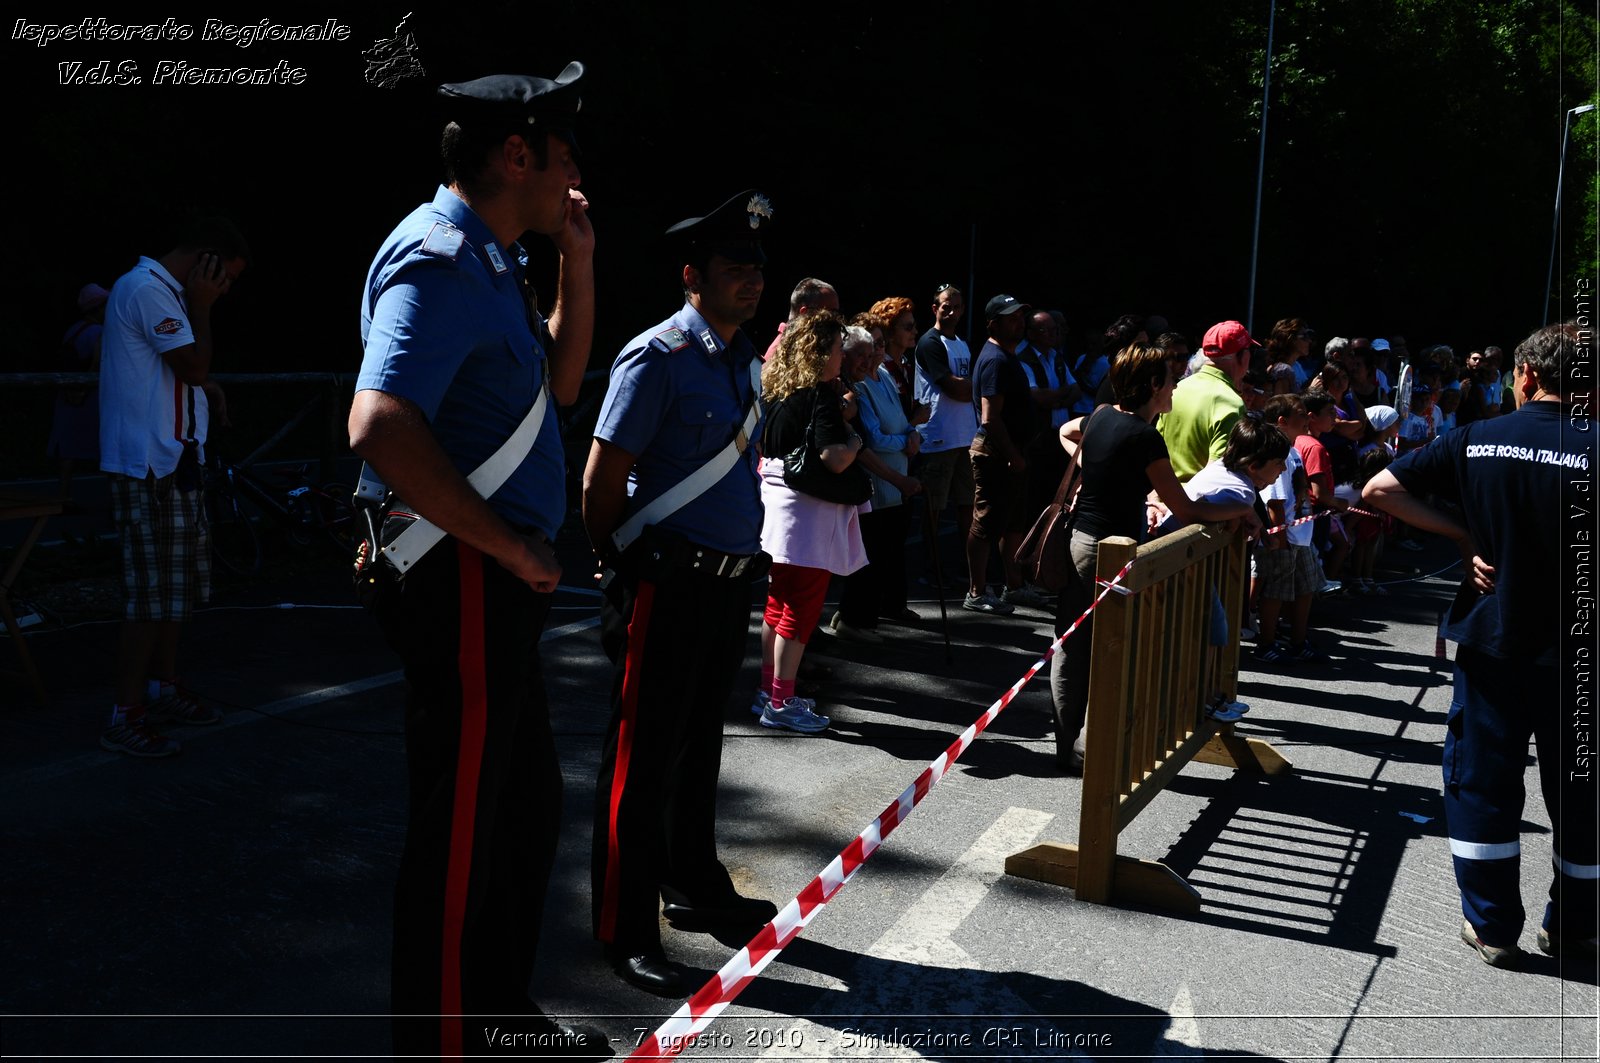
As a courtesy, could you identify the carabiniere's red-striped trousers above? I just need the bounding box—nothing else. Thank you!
[591,562,750,956]
[366,541,560,1058]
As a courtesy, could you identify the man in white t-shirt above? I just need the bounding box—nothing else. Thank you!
[914,283,980,547]
[98,217,249,757]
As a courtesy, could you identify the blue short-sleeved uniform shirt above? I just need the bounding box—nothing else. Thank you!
[594,303,763,554]
[357,186,565,538]
[1389,401,1592,664]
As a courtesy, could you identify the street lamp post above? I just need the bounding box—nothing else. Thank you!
[1246,0,1277,335]
[1543,102,1595,326]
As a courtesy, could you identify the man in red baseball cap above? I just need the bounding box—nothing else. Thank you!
[1159,320,1256,481]
[1203,320,1255,360]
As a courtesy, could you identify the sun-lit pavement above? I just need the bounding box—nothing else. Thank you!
[2,519,1595,1061]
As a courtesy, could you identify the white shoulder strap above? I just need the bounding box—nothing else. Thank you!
[610,358,763,554]
[366,374,551,573]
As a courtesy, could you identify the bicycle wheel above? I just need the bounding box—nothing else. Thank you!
[206,485,261,578]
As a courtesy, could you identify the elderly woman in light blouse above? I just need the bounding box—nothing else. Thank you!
[868,296,931,426]
[833,322,923,641]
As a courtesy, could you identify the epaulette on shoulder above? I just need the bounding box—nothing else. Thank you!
[650,327,693,353]
[419,222,466,261]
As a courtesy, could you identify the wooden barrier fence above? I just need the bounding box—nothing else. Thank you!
[1006,522,1291,913]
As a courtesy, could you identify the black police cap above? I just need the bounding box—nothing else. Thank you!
[437,62,584,148]
[665,189,774,266]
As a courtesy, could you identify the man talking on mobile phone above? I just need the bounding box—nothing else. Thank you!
[98,216,249,758]
[349,63,605,1059]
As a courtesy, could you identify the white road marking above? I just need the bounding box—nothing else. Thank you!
[868,806,1056,967]
[755,806,1056,1059]
[1164,981,1205,1055]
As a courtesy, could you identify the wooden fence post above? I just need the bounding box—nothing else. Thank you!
[1006,524,1293,912]
[1072,535,1138,904]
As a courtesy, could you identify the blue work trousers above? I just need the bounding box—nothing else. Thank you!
[1444,648,1597,947]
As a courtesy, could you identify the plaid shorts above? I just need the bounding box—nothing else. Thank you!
[110,471,210,622]
[1256,541,1320,601]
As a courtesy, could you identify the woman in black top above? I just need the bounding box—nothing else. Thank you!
[1048,343,1258,772]
[755,311,870,733]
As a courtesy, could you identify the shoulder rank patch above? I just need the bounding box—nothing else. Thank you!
[419,222,465,260]
[654,327,692,351]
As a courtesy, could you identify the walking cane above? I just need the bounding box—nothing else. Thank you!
[922,501,955,664]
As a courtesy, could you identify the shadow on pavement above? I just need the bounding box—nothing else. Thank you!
[728,937,1290,1061]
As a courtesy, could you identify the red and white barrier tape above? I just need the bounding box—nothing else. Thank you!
[1262,504,1387,537]
[1260,511,1321,537]
[628,558,1139,1060]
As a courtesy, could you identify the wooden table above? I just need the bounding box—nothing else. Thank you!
[0,492,66,706]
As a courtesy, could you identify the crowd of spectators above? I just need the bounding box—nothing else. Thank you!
[760,281,1507,760]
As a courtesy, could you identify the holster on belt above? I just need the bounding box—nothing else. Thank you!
[351,495,420,600]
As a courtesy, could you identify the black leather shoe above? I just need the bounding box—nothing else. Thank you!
[608,949,688,995]
[661,893,779,930]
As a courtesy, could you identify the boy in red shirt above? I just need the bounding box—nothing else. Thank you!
[1298,389,1349,590]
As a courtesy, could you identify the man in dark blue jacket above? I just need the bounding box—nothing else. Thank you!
[1365,322,1597,969]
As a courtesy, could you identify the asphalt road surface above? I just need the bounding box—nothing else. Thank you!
[2,520,1595,1061]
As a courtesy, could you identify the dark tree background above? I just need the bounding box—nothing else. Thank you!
[4,1,1595,378]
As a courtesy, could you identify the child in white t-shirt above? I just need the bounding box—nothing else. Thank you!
[1397,385,1437,452]
[1256,394,1327,663]
[1160,416,1288,721]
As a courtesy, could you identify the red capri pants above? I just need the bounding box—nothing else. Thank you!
[763,562,831,643]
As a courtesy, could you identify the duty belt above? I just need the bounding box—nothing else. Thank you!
[686,544,763,579]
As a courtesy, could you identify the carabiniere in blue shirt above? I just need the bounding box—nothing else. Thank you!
[357,185,566,539]
[594,302,763,555]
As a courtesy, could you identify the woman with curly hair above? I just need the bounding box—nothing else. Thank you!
[754,310,869,732]
[868,296,931,425]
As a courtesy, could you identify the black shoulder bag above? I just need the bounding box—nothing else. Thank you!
[771,387,872,506]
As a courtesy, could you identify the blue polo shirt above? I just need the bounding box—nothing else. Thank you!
[1388,401,1592,664]
[594,303,763,554]
[971,339,1035,449]
[357,186,565,538]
